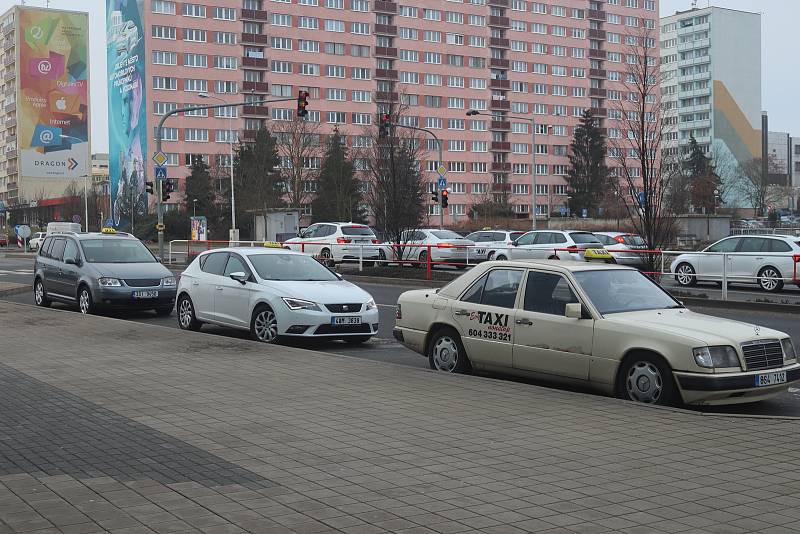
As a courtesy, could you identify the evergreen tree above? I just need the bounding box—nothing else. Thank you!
[312,130,364,222]
[230,128,282,238]
[684,136,721,213]
[184,159,215,217]
[684,136,710,178]
[566,110,608,217]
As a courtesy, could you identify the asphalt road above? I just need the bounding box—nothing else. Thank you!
[3,252,800,417]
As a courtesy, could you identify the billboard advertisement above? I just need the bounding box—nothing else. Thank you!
[17,8,89,179]
[106,0,148,225]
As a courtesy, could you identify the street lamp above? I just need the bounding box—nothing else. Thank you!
[193,198,198,218]
[199,93,236,239]
[467,110,552,230]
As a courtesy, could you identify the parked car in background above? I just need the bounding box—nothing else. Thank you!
[396,229,475,267]
[496,230,609,262]
[671,234,800,292]
[283,222,382,265]
[29,232,47,251]
[463,229,526,261]
[593,232,648,267]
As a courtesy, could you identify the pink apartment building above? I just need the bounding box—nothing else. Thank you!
[141,0,658,225]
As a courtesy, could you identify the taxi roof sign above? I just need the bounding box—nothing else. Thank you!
[100,227,117,234]
[263,241,283,248]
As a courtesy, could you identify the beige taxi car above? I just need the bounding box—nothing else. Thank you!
[393,260,799,406]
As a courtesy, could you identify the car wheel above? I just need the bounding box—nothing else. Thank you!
[251,305,279,343]
[378,249,387,265]
[496,254,507,261]
[487,251,495,261]
[674,263,697,287]
[319,248,334,267]
[417,250,427,268]
[33,278,51,308]
[155,306,173,317]
[428,328,470,374]
[343,335,371,345]
[78,286,94,315]
[758,266,784,292]
[177,294,202,331]
[618,354,678,406]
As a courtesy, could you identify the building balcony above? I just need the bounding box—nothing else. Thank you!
[242,81,269,93]
[3,55,14,66]
[489,99,510,110]
[5,117,15,127]
[373,1,397,14]
[375,91,398,102]
[678,22,710,35]
[242,105,269,116]
[375,46,398,58]
[5,149,16,159]
[588,49,606,59]
[488,0,510,7]
[588,29,607,40]
[489,57,510,69]
[242,129,259,141]
[491,120,511,131]
[678,56,710,68]
[590,107,607,117]
[589,68,607,79]
[489,78,510,90]
[374,24,397,36]
[589,88,607,98]
[491,162,512,172]
[489,37,510,48]
[489,16,510,28]
[241,9,269,21]
[3,37,13,50]
[678,37,710,52]
[588,9,605,21]
[4,103,15,113]
[491,141,511,152]
[3,70,15,81]
[375,68,398,80]
[242,56,269,69]
[491,182,512,192]
[2,24,13,36]
[241,33,268,45]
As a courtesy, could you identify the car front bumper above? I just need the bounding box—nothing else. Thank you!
[278,307,380,338]
[94,286,177,310]
[674,364,800,405]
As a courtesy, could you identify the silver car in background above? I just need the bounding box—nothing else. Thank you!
[463,230,525,261]
[397,229,475,267]
[594,232,648,267]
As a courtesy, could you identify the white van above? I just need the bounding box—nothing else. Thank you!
[46,222,82,234]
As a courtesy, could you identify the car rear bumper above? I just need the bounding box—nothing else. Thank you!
[674,364,800,405]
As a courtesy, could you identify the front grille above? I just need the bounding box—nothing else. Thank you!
[314,324,372,335]
[325,303,362,313]
[741,340,784,371]
[125,279,161,287]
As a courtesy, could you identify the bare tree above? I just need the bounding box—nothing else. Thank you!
[735,156,781,217]
[608,25,679,267]
[272,116,323,211]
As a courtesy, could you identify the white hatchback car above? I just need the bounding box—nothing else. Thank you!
[463,230,526,261]
[593,232,648,267]
[284,223,382,265]
[29,232,47,251]
[176,248,379,343]
[671,235,800,292]
[498,230,607,262]
[397,229,475,266]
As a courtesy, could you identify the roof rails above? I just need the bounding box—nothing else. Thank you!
[47,231,82,236]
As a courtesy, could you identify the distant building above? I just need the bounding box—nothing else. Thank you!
[660,6,762,207]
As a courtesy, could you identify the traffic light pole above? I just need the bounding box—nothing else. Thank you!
[153,96,296,261]
[392,124,444,229]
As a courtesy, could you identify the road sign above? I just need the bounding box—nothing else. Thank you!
[72,214,81,224]
[15,225,31,238]
[154,165,167,181]
[559,206,567,216]
[152,151,168,166]
[437,165,447,177]
[581,208,588,218]
[105,218,114,227]
[438,177,447,190]
[638,191,646,205]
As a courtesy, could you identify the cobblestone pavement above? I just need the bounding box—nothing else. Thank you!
[2,301,800,534]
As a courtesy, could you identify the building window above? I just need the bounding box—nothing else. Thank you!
[182,4,206,17]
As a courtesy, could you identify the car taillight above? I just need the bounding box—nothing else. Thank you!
[614,235,626,244]
[438,243,455,248]
[395,304,402,320]
[336,237,351,244]
[567,245,579,252]
[372,239,380,244]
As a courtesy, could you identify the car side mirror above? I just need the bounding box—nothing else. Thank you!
[565,303,583,319]
[65,257,81,266]
[335,272,344,280]
[511,241,519,246]
[229,271,248,284]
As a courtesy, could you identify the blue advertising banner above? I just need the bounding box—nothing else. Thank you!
[106,0,147,226]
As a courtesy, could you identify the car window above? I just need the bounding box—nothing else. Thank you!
[534,232,553,245]
[321,225,337,237]
[480,269,523,309]
[201,252,229,275]
[490,232,504,241]
[38,237,53,258]
[766,239,791,253]
[465,232,481,242]
[575,270,679,314]
[249,253,338,281]
[63,240,80,262]
[523,271,579,316]
[706,237,740,253]
[302,225,318,238]
[570,232,601,244]
[224,254,249,277]
[509,232,524,242]
[461,273,487,304]
[50,239,66,262]
[623,235,646,247]
[594,235,613,245]
[552,233,567,244]
[80,239,157,263]
[516,232,535,246]
[738,238,768,253]
[431,230,462,240]
[341,226,375,236]
[413,231,426,241]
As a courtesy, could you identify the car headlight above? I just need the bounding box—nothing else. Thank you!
[365,298,376,311]
[692,346,740,369]
[781,338,796,362]
[162,276,177,287]
[98,277,122,287]
[282,297,321,311]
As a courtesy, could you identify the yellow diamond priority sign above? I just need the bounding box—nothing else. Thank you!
[437,165,447,177]
[152,151,168,166]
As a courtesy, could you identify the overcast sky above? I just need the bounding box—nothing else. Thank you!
[2,0,796,152]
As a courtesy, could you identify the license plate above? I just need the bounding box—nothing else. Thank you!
[132,290,158,299]
[332,316,361,325]
[755,371,787,387]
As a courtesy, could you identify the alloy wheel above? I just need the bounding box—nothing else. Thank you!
[759,268,780,292]
[253,309,278,343]
[675,264,696,286]
[179,298,194,329]
[79,289,91,314]
[34,281,44,305]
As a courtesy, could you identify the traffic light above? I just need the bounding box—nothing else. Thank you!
[431,190,439,204]
[441,189,449,209]
[378,113,391,139]
[145,181,154,195]
[297,90,309,118]
[161,180,174,202]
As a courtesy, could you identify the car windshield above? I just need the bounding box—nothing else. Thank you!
[249,253,339,281]
[341,226,375,236]
[573,269,680,315]
[431,230,463,240]
[623,235,646,247]
[509,232,524,241]
[80,239,157,263]
[570,232,602,244]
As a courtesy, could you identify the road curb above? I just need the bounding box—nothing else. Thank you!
[0,285,30,298]
[679,296,800,314]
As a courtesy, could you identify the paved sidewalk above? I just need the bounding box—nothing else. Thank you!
[2,303,800,534]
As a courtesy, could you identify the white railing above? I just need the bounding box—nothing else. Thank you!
[731,227,800,236]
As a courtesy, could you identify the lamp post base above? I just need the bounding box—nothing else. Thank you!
[229,228,240,244]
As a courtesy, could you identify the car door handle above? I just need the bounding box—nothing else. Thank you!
[215,286,223,291]
[515,318,533,326]
[192,281,199,286]
[755,257,763,260]
[454,309,470,316]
